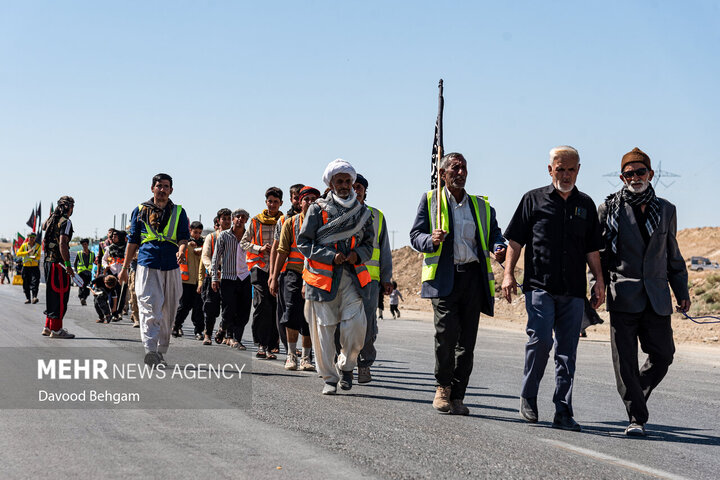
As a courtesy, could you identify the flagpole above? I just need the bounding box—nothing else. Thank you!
[437,145,442,229]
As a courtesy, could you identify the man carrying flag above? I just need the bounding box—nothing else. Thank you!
[410,152,506,415]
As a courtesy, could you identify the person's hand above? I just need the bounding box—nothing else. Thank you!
[118,268,128,284]
[431,229,446,246]
[501,273,517,303]
[176,251,186,265]
[188,240,197,250]
[383,282,393,295]
[260,243,271,254]
[677,299,691,313]
[196,284,202,294]
[590,281,606,310]
[212,281,219,292]
[345,251,358,265]
[334,252,346,264]
[66,266,75,278]
[494,246,507,264]
[269,276,278,297]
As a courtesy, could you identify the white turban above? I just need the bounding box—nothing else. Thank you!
[322,158,356,187]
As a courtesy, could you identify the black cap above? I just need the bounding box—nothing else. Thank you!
[80,238,90,244]
[355,173,368,189]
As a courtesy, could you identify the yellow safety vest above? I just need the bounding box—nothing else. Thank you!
[17,243,41,267]
[76,251,95,273]
[421,190,495,293]
[138,204,182,245]
[365,205,384,282]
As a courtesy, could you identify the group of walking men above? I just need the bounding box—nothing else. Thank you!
[411,145,689,437]
[31,146,688,437]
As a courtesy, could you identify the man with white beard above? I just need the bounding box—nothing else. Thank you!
[593,147,690,437]
[297,159,374,395]
[502,146,605,431]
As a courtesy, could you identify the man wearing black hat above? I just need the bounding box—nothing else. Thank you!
[594,147,690,437]
[74,238,95,306]
[352,173,393,384]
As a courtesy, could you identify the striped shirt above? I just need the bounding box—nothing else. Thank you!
[211,229,250,282]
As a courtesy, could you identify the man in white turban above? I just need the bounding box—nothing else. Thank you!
[298,158,374,395]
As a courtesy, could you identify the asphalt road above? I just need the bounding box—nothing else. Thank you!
[0,284,718,480]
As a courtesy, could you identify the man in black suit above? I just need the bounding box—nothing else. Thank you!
[595,147,690,437]
[410,152,506,416]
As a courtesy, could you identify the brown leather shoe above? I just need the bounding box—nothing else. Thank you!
[449,399,470,416]
[433,386,451,412]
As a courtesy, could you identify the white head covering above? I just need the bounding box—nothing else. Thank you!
[322,158,356,187]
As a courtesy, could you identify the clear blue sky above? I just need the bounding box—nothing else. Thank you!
[1,1,718,247]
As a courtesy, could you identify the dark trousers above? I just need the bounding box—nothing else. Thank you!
[44,262,71,330]
[175,283,204,334]
[251,268,278,349]
[610,307,675,424]
[94,293,112,318]
[201,275,222,335]
[431,264,483,400]
[281,269,310,336]
[22,265,40,300]
[77,271,92,300]
[521,290,584,416]
[275,272,288,352]
[220,277,252,342]
[358,280,379,368]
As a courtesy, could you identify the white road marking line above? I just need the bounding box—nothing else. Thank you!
[540,438,691,480]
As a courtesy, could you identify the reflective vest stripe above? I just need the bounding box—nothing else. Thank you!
[246,218,267,270]
[138,204,182,245]
[365,206,384,282]
[76,251,95,272]
[282,215,305,273]
[421,190,494,292]
[301,209,371,292]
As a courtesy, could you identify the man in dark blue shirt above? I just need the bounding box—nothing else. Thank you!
[503,146,605,432]
[120,173,189,367]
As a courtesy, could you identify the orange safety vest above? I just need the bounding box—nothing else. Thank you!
[302,210,372,292]
[246,216,284,270]
[180,250,189,281]
[282,214,305,273]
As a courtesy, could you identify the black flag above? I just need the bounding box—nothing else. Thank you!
[26,206,36,230]
[36,202,42,244]
[430,79,444,189]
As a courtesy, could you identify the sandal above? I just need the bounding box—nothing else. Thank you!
[237,342,247,351]
[214,329,225,344]
[202,336,212,346]
[229,340,239,349]
[256,348,266,358]
[266,352,277,360]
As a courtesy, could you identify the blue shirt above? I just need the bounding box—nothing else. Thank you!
[128,204,190,271]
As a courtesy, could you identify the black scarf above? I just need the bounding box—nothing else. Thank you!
[604,184,661,255]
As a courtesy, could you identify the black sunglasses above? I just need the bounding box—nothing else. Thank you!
[622,167,648,179]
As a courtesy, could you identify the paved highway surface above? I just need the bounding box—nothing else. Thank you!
[0,285,718,479]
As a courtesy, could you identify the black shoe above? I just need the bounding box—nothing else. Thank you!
[80,299,87,306]
[144,352,160,366]
[339,370,353,391]
[172,328,180,338]
[520,397,538,423]
[552,412,582,432]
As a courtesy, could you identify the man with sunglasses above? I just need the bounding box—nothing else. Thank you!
[594,147,690,437]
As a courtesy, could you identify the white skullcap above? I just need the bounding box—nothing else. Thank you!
[322,158,356,187]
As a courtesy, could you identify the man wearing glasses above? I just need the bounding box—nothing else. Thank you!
[594,147,690,437]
